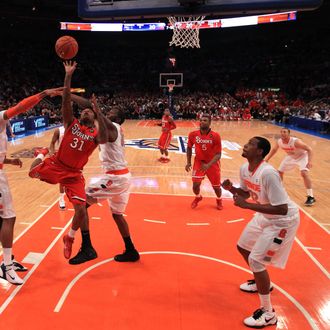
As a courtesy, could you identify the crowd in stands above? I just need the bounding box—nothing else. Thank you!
[1,15,329,127]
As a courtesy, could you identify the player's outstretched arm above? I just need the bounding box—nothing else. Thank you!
[90,95,109,144]
[70,94,92,109]
[49,128,60,155]
[62,61,77,128]
[4,87,64,120]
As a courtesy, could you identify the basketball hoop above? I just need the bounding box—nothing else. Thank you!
[168,16,205,48]
[167,83,175,93]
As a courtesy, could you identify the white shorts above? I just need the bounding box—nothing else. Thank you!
[237,212,300,269]
[278,154,309,172]
[0,170,16,219]
[86,172,131,215]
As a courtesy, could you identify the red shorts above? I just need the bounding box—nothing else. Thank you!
[192,159,221,187]
[158,132,172,150]
[29,156,86,205]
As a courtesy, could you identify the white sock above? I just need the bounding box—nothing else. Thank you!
[59,193,65,201]
[68,229,76,238]
[216,197,222,200]
[307,189,313,197]
[259,293,272,312]
[3,248,12,266]
[195,194,201,198]
[36,154,45,160]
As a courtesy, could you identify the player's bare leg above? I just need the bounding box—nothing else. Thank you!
[159,148,166,162]
[237,245,273,293]
[0,217,23,285]
[301,170,315,206]
[67,203,97,264]
[112,214,140,262]
[191,182,203,209]
[213,186,223,210]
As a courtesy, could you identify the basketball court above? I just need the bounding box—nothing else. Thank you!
[2,119,330,330]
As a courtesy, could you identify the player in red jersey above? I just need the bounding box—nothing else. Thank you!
[185,114,223,210]
[158,108,176,163]
[29,61,108,263]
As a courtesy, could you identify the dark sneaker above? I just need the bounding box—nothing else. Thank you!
[244,308,277,328]
[114,249,140,262]
[69,247,98,265]
[304,196,315,206]
[12,256,28,272]
[191,196,203,209]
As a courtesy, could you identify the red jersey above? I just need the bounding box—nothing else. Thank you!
[188,129,221,163]
[56,118,98,170]
[161,115,176,132]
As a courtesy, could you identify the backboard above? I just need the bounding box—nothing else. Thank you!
[159,73,183,88]
[78,0,323,20]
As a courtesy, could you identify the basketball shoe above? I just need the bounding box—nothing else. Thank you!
[243,308,277,328]
[34,147,49,158]
[216,198,223,210]
[1,256,28,272]
[0,263,23,285]
[240,279,273,293]
[114,249,140,262]
[63,234,74,259]
[69,247,97,265]
[59,196,66,210]
[304,196,315,206]
[191,196,202,209]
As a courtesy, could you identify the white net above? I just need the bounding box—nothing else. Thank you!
[168,16,205,48]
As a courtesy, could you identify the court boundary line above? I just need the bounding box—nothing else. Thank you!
[298,205,329,235]
[294,237,330,279]
[0,199,58,257]
[53,251,319,330]
[0,217,72,314]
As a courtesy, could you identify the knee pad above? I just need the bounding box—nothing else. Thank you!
[248,256,266,272]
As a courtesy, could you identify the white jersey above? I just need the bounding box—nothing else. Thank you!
[0,111,8,163]
[277,137,306,160]
[99,122,127,171]
[240,161,298,219]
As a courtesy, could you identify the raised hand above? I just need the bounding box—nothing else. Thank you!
[90,94,101,114]
[63,60,77,75]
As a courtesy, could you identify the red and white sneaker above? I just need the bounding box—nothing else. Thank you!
[63,234,74,259]
[158,157,165,163]
[191,196,202,209]
[163,158,170,163]
[216,198,223,210]
[34,147,49,158]
[243,308,277,328]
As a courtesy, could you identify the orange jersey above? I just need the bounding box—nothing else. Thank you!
[161,115,176,132]
[56,118,98,170]
[188,129,221,163]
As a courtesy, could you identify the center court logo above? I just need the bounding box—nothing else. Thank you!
[125,136,242,159]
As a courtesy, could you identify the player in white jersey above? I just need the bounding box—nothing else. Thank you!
[65,99,139,264]
[49,126,66,209]
[0,87,62,285]
[222,136,300,328]
[265,128,315,206]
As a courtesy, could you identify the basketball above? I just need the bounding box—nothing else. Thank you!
[55,36,78,60]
